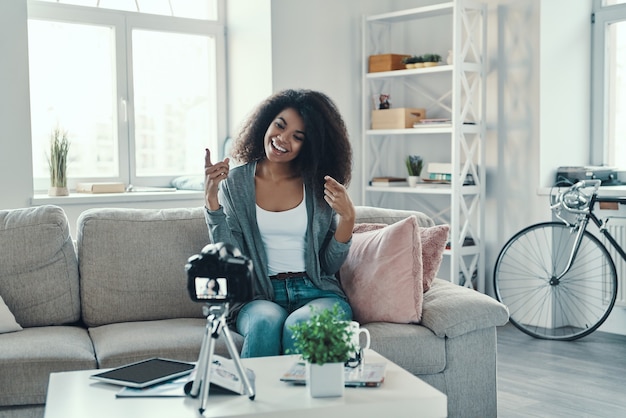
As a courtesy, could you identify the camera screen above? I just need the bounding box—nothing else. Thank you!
[194,277,227,300]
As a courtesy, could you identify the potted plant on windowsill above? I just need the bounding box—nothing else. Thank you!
[405,155,424,187]
[47,127,70,196]
[288,304,355,398]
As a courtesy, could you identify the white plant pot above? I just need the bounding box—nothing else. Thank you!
[48,186,69,196]
[407,176,419,187]
[306,362,344,398]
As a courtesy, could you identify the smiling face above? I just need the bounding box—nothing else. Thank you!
[263,107,306,163]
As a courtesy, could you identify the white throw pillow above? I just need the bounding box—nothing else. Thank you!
[0,295,22,334]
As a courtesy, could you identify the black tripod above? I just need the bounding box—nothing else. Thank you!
[187,303,255,414]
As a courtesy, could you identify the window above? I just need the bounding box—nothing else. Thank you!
[27,0,225,191]
[35,0,218,20]
[591,0,626,169]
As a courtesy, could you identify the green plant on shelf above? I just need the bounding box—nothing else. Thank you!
[421,53,441,63]
[402,55,423,65]
[405,155,424,177]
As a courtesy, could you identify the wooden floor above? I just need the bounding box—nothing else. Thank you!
[497,323,626,417]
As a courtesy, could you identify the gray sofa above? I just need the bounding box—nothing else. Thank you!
[0,205,509,418]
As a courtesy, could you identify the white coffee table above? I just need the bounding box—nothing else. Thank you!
[44,349,446,418]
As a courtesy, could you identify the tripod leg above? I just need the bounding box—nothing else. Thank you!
[199,318,219,414]
[188,317,212,398]
[222,325,256,400]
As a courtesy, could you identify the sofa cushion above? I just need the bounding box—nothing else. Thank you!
[77,207,209,327]
[0,295,22,334]
[171,175,204,191]
[88,318,243,368]
[0,326,96,406]
[340,216,424,324]
[364,322,446,375]
[421,278,510,338]
[419,225,449,292]
[0,205,80,327]
[353,222,449,293]
[355,205,435,228]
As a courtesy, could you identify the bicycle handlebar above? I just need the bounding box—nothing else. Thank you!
[551,179,601,214]
[572,179,602,190]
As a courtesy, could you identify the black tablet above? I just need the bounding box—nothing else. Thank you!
[91,358,195,388]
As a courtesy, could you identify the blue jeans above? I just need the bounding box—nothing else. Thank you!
[236,276,352,358]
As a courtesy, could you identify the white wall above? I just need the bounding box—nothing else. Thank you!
[539,0,591,186]
[0,0,34,210]
[226,0,273,141]
[268,0,426,203]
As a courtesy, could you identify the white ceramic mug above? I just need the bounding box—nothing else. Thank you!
[346,321,370,367]
[348,321,370,350]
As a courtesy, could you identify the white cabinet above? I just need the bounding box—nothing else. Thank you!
[361,1,487,291]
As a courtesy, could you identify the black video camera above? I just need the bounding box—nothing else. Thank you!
[186,242,253,304]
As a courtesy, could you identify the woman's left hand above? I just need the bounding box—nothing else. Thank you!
[324,176,355,243]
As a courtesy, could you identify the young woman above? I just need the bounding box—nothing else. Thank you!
[203,89,355,358]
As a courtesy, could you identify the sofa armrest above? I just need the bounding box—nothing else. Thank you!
[420,279,509,338]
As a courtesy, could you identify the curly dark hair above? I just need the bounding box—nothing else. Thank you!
[230,89,352,199]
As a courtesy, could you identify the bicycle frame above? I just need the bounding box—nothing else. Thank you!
[553,181,626,280]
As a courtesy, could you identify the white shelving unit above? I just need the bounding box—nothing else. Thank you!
[361,0,487,291]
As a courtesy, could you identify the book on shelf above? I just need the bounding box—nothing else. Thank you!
[370,176,408,187]
[412,119,477,128]
[413,118,452,128]
[76,182,126,194]
[370,176,406,182]
[426,163,475,185]
[370,181,408,187]
[428,173,452,181]
[427,163,453,174]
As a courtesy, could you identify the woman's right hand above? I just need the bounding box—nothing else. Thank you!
[204,148,230,210]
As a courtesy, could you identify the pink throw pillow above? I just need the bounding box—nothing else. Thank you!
[419,224,449,292]
[340,216,423,324]
[351,222,449,292]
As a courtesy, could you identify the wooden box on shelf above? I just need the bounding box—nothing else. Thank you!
[371,108,426,129]
[368,54,411,73]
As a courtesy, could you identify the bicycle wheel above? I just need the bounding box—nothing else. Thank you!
[494,222,618,341]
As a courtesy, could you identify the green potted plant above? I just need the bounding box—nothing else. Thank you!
[422,53,442,67]
[405,155,424,187]
[288,304,355,397]
[402,55,424,69]
[47,127,70,196]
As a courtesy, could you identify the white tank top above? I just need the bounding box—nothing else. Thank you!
[256,187,307,276]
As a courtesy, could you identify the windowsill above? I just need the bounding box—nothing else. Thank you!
[537,185,626,197]
[31,189,204,206]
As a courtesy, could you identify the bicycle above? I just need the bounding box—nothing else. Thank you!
[493,179,623,340]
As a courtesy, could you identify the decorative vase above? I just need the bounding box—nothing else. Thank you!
[48,186,69,196]
[306,362,344,398]
[446,50,453,65]
[407,176,419,187]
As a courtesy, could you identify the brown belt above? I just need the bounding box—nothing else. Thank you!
[269,271,308,280]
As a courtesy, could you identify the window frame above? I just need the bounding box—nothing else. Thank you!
[591,0,626,167]
[27,0,227,191]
